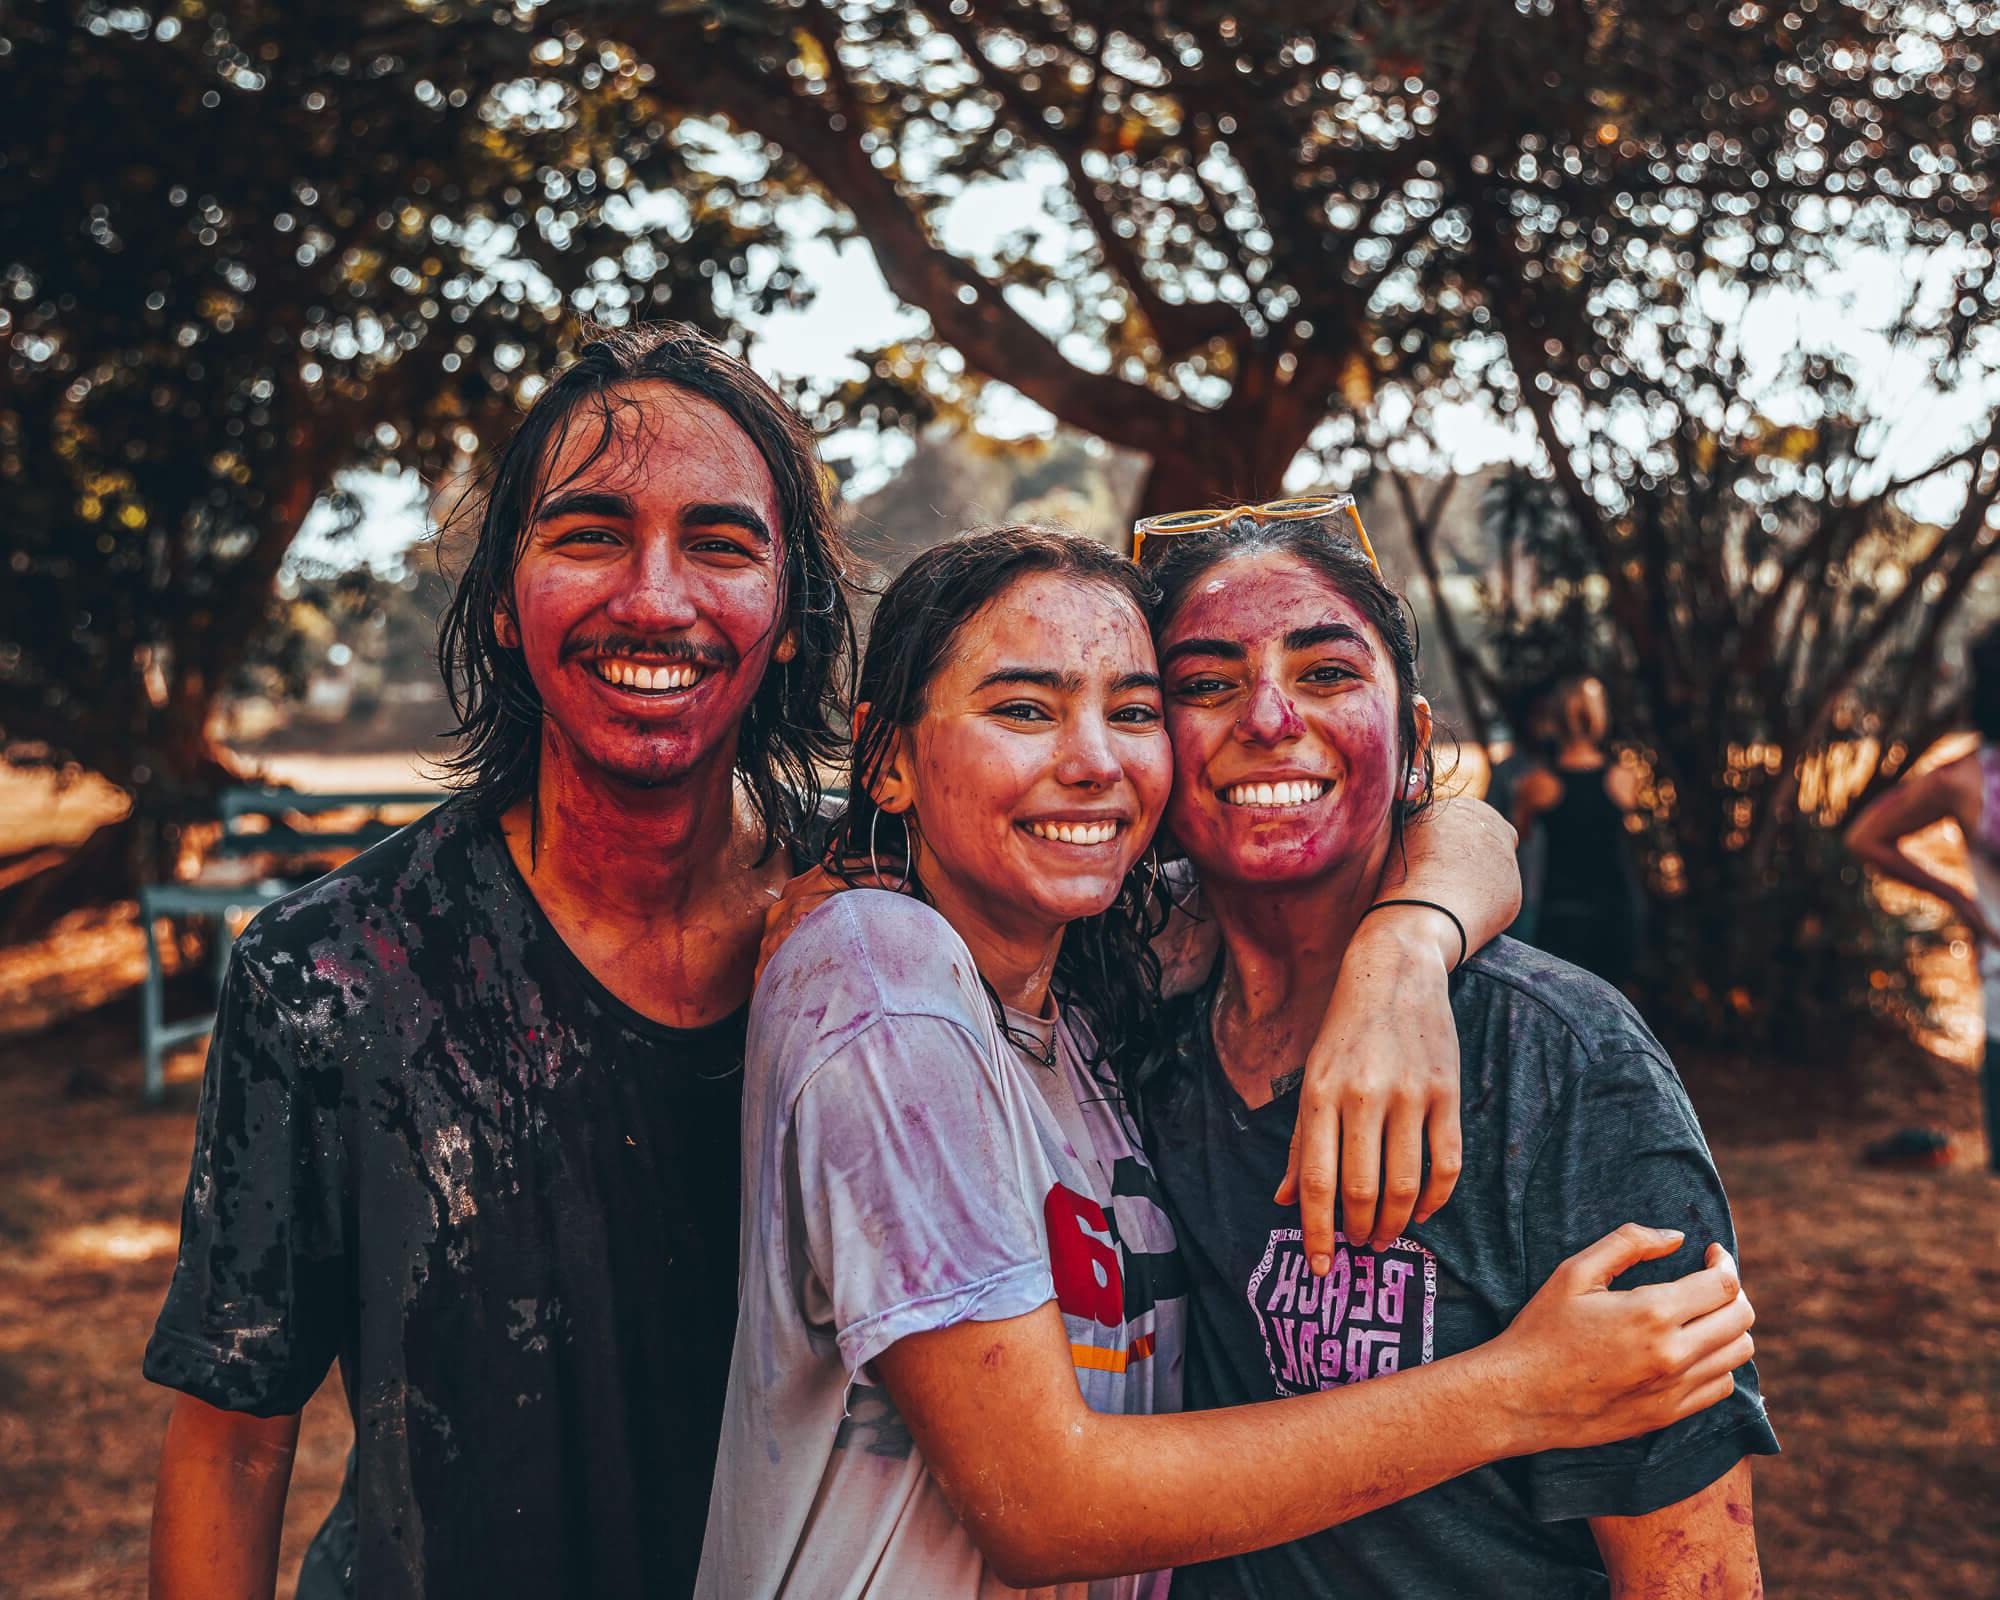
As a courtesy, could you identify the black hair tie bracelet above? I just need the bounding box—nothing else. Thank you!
[1361,897,1469,974]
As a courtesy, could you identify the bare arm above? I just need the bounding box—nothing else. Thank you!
[876,1228,1753,1588]
[1591,1458,1763,1599]
[1845,762,1996,940]
[1512,766,1561,844]
[150,1393,299,1600]
[1283,796,1522,1259]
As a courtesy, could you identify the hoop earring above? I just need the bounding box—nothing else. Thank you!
[867,807,913,893]
[1135,846,1168,917]
[1136,846,1163,914]
[1138,845,1198,916]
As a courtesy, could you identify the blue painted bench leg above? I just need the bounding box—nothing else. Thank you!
[140,900,166,1105]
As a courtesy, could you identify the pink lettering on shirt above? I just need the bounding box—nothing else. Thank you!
[1244,1230,1436,1397]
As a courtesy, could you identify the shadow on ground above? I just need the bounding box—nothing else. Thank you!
[0,906,1994,1597]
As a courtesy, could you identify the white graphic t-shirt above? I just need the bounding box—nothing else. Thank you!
[698,891,1185,1600]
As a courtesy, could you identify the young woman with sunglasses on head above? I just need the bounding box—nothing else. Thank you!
[699,520,1757,1598]
[1133,509,1776,1599]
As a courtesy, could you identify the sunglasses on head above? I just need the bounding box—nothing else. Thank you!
[1129,494,1379,572]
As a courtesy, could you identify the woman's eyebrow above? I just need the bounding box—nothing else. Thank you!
[1286,622,1368,652]
[1160,636,1246,667]
[974,667,1082,692]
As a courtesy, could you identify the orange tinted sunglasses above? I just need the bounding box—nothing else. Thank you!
[1130,494,1378,571]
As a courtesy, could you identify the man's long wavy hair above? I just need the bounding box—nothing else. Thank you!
[827,526,1168,1088]
[435,322,854,857]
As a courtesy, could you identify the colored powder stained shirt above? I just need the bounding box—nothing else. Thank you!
[1136,936,1779,1600]
[698,890,1186,1600]
[144,801,750,1600]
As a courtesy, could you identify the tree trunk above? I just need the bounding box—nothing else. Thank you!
[1133,403,1322,519]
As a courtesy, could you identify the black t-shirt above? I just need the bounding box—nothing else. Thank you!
[145,801,754,1599]
[1136,937,1779,1600]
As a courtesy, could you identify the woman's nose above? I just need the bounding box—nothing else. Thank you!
[1055,717,1123,788]
[1238,680,1305,745]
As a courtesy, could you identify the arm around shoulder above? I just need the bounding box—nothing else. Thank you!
[1383,793,1522,953]
[1285,794,1522,1255]
[871,1222,1754,1586]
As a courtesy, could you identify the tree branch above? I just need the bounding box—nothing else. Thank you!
[1390,470,1497,730]
[929,6,1240,355]
[607,5,1192,455]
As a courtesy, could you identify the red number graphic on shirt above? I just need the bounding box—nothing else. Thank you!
[1043,1182,1124,1327]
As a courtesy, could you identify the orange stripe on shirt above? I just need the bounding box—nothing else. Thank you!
[1070,1332,1155,1374]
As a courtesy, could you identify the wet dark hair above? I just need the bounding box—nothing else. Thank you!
[435,321,854,857]
[829,525,1167,1082]
[1143,513,1435,861]
[1501,672,1561,752]
[1971,626,2000,744]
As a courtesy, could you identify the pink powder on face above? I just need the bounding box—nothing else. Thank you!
[1158,551,1405,889]
[508,381,787,796]
[900,572,1172,946]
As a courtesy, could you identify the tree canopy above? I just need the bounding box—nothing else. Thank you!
[533,0,1997,507]
[0,2,891,928]
[5,0,1998,1027]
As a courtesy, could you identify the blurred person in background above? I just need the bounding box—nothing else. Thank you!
[1844,624,2000,1173]
[1511,675,1647,989]
[1485,674,1558,947]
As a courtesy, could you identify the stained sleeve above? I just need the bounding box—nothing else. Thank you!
[1519,1048,1780,1522]
[789,1014,1056,1379]
[142,952,349,1417]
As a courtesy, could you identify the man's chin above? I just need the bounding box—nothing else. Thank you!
[549,738,721,794]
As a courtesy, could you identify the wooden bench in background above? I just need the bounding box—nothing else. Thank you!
[138,786,437,1102]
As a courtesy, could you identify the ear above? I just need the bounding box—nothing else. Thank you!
[853,702,917,815]
[493,605,520,648]
[774,629,798,664]
[1407,694,1435,789]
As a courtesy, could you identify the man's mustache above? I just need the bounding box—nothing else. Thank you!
[559,634,733,667]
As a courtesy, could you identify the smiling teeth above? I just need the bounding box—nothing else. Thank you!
[595,660,701,691]
[1223,779,1329,808]
[1026,820,1121,845]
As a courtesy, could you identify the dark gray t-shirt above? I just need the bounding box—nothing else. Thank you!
[144,802,753,1599]
[1137,936,1778,1600]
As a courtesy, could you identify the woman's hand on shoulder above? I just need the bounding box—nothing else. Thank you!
[1280,913,1463,1261]
[756,862,910,982]
[757,865,849,982]
[1486,1226,1755,1453]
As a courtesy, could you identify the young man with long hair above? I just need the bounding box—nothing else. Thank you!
[145,323,853,1600]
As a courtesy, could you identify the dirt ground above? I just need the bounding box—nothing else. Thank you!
[0,762,1995,1596]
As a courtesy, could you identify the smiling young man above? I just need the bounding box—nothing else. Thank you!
[143,324,853,1600]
